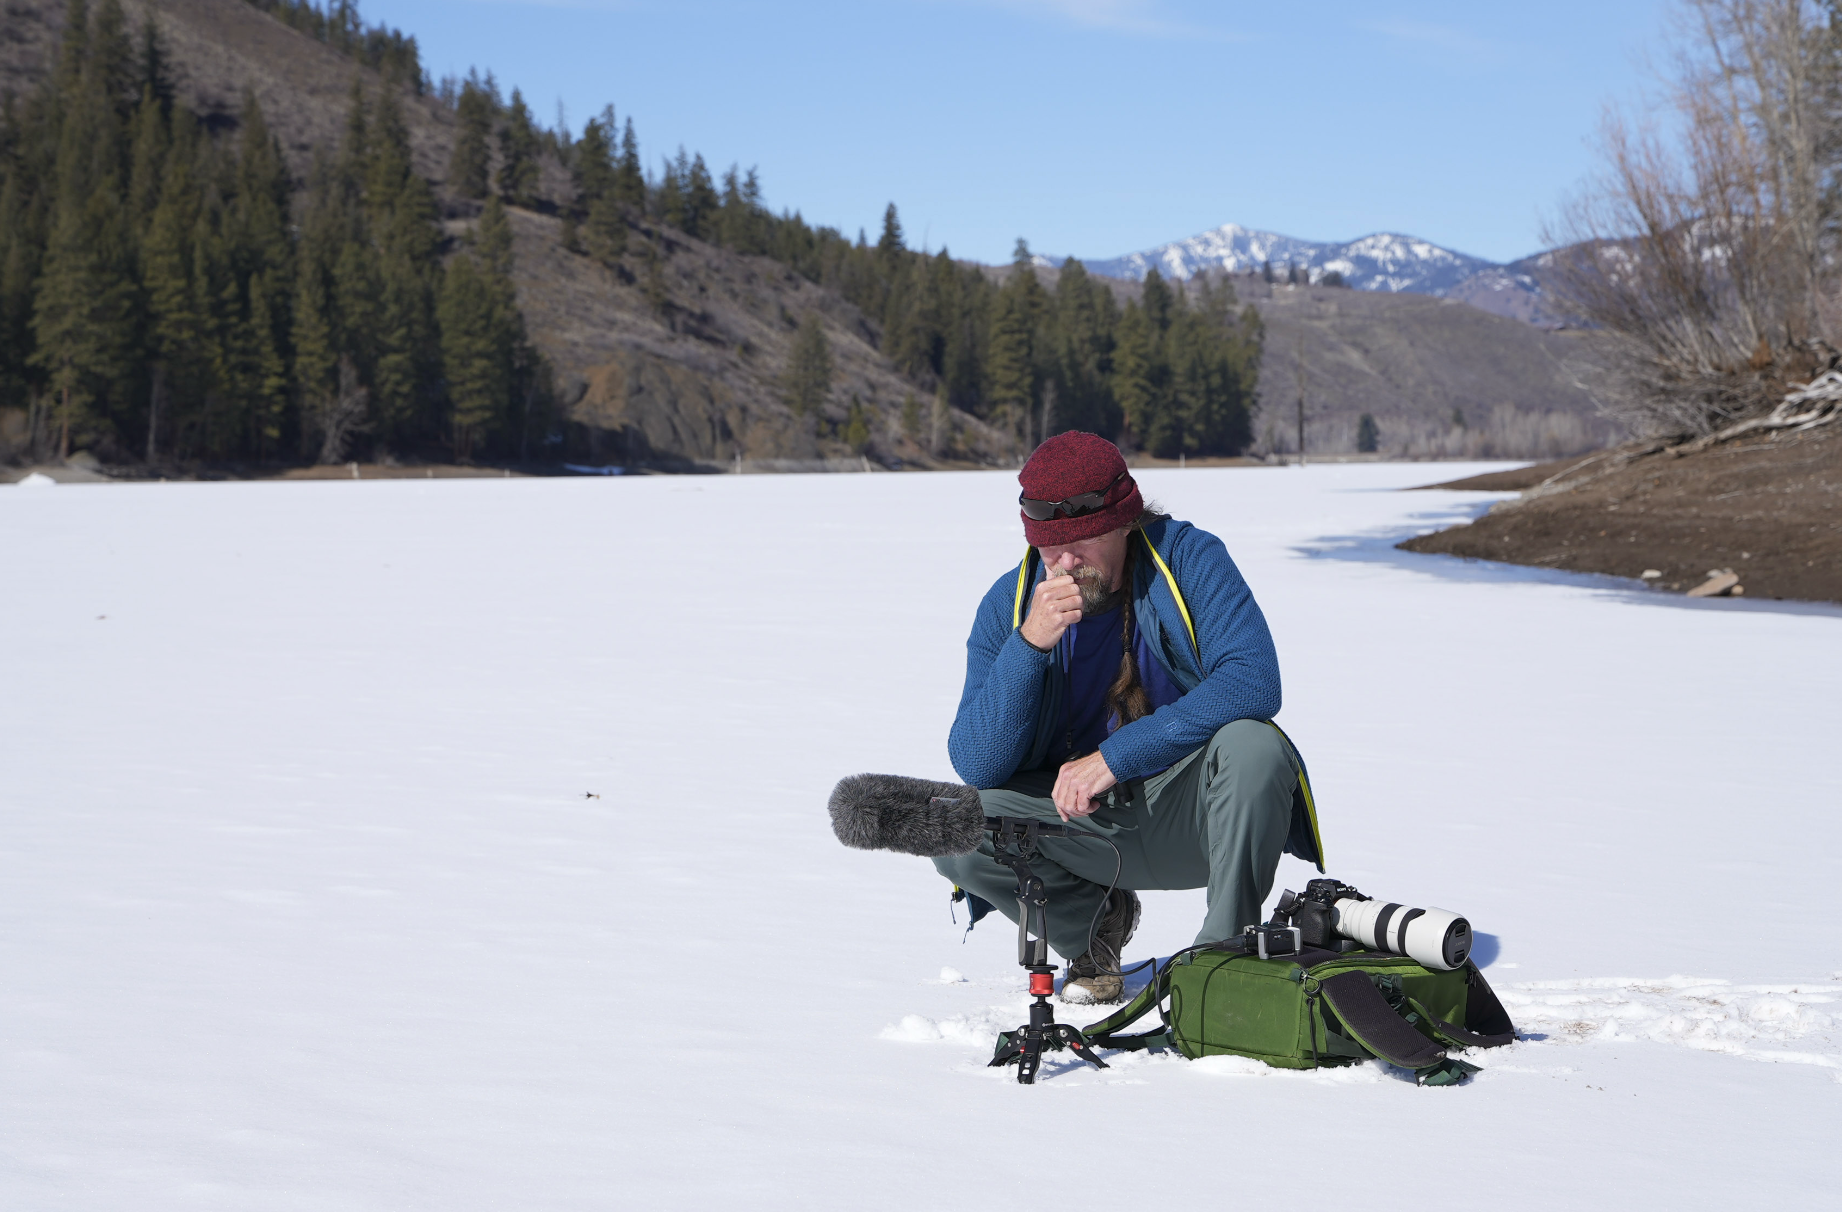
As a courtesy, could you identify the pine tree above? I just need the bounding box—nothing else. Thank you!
[126,84,166,231]
[89,0,137,113]
[1141,267,1174,334]
[901,391,920,442]
[573,107,616,205]
[782,312,832,416]
[1049,257,1117,437]
[717,164,765,253]
[1357,412,1378,453]
[584,193,626,263]
[29,22,136,459]
[1112,301,1156,447]
[140,109,203,460]
[496,87,539,206]
[439,195,521,460]
[365,85,442,451]
[230,90,294,454]
[137,15,174,112]
[448,72,495,199]
[614,119,645,209]
[876,203,903,267]
[683,152,718,240]
[844,396,869,453]
[657,153,684,231]
[571,111,626,264]
[0,93,50,419]
[643,243,667,313]
[984,240,1045,437]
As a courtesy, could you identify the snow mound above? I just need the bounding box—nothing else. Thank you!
[1501,976,1841,1067]
[15,472,54,487]
[880,1007,1021,1046]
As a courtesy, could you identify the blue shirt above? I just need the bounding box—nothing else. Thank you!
[1045,605,1189,769]
[1053,606,1123,764]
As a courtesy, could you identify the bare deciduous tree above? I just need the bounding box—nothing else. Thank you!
[315,356,372,465]
[1547,0,1842,438]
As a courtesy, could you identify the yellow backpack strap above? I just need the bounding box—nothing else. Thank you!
[1138,530,1198,658]
[1011,545,1037,630]
[1138,528,1325,870]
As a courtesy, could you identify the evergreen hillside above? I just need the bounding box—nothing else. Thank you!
[0,0,1262,472]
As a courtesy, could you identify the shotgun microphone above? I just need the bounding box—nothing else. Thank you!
[827,773,987,857]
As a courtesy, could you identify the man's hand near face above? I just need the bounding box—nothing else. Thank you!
[1053,750,1117,821]
[1019,569,1083,651]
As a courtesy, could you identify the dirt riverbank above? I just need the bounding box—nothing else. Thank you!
[1402,425,1842,604]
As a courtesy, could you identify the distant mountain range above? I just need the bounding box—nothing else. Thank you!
[1069,224,1561,327]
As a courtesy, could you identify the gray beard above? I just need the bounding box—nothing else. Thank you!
[1069,565,1126,616]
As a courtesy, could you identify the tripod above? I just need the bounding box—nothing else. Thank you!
[983,816,1110,1084]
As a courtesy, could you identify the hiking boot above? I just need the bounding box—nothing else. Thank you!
[1060,888,1141,1004]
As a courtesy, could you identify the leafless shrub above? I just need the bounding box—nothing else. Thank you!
[1546,1,1842,438]
[1254,404,1612,460]
[313,356,371,465]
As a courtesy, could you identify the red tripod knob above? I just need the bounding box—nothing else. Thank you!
[1029,972,1055,997]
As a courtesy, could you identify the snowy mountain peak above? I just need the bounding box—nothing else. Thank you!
[1082,223,1500,297]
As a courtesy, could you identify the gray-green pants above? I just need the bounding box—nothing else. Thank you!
[932,719,1296,961]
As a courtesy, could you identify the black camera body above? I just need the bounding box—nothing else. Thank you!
[1276,879,1371,950]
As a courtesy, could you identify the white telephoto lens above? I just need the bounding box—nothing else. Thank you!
[1333,899,1471,970]
[1402,908,1470,970]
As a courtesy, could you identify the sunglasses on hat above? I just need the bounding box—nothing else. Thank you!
[1018,470,1128,521]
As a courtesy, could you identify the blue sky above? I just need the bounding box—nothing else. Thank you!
[365,0,1675,266]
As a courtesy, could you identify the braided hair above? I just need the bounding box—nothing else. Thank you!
[1103,529,1153,729]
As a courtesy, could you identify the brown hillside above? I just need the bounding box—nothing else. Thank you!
[4,0,457,182]
[504,208,1009,467]
[3,0,1011,469]
[1248,280,1613,459]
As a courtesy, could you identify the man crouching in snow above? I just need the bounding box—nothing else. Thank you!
[935,431,1323,1004]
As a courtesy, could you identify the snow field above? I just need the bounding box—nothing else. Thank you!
[2,463,1838,1210]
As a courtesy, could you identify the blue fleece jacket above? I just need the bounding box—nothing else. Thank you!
[947,517,1281,789]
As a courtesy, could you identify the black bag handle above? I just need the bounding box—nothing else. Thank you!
[1315,970,1449,1071]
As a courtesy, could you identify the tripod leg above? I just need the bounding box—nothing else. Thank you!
[1053,1024,1110,1071]
[1017,1030,1043,1084]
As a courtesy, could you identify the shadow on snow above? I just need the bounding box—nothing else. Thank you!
[1297,496,1842,621]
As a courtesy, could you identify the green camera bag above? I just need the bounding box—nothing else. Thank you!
[1082,949,1516,1086]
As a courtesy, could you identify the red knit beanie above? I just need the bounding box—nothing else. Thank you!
[1017,432,1142,546]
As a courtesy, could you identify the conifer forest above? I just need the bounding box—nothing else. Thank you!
[0,0,1264,470]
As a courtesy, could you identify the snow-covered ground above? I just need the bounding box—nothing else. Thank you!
[2,464,1837,1210]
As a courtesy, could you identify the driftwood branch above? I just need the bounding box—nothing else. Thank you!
[1503,369,1837,511]
[1669,368,1842,453]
